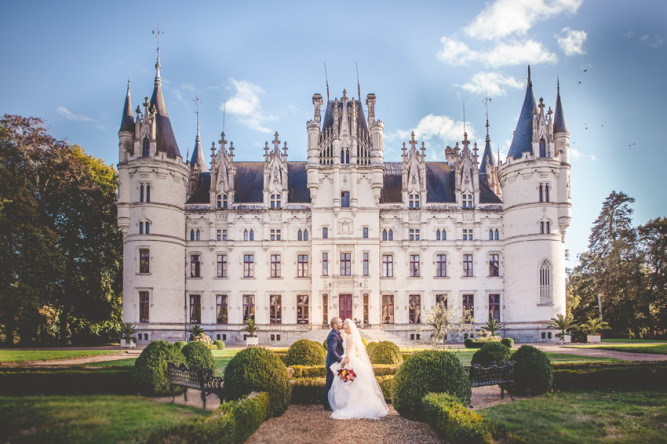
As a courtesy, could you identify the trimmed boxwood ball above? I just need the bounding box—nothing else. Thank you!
[510,345,553,396]
[369,341,403,365]
[182,341,216,371]
[391,350,471,421]
[174,341,187,350]
[224,347,292,416]
[501,337,514,349]
[285,339,326,366]
[213,339,225,350]
[134,340,186,396]
[366,341,378,356]
[471,341,512,367]
[322,339,327,351]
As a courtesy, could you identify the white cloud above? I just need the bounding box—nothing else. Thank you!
[57,106,94,123]
[389,114,475,147]
[571,148,596,161]
[640,34,663,48]
[437,38,557,67]
[464,0,583,40]
[457,72,524,96]
[558,27,587,55]
[222,79,277,134]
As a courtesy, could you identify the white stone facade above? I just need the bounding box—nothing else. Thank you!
[118,67,571,346]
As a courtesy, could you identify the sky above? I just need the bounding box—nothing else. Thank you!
[1,0,666,267]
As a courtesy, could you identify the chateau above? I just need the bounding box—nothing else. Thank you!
[117,56,571,345]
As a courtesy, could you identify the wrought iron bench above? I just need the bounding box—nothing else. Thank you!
[466,361,515,400]
[167,362,224,409]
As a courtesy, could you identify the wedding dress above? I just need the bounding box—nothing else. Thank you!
[328,319,389,419]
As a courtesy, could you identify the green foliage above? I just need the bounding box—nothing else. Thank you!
[552,361,667,391]
[133,340,185,396]
[481,317,504,337]
[322,339,327,350]
[377,375,394,402]
[181,341,216,371]
[366,341,378,355]
[391,350,471,420]
[175,341,187,350]
[369,340,403,364]
[223,348,291,416]
[290,377,325,404]
[213,339,225,350]
[243,318,258,337]
[422,392,492,444]
[0,368,138,395]
[464,338,482,348]
[361,336,368,347]
[548,313,578,339]
[287,364,399,379]
[285,339,326,366]
[580,317,610,335]
[501,338,514,348]
[510,345,553,396]
[471,342,511,367]
[119,323,136,342]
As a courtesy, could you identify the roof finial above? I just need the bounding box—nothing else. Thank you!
[483,92,492,141]
[527,65,532,88]
[557,75,560,96]
[222,96,226,133]
[152,23,164,86]
[462,100,467,136]
[356,61,361,102]
[324,62,330,101]
[193,91,201,139]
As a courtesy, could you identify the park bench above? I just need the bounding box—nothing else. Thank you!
[466,361,515,400]
[167,362,224,409]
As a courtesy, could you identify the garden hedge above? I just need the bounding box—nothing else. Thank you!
[287,364,399,379]
[422,392,492,444]
[0,368,138,395]
[223,347,291,416]
[552,361,667,391]
[285,339,326,366]
[182,341,216,371]
[134,340,186,396]
[175,341,187,350]
[213,340,225,350]
[500,338,514,348]
[392,350,471,420]
[369,341,403,365]
[366,341,378,356]
[290,376,395,404]
[510,345,553,396]
[377,375,394,402]
[471,342,511,367]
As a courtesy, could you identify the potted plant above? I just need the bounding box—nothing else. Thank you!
[120,322,137,348]
[188,324,205,342]
[580,317,609,343]
[548,313,577,343]
[244,318,259,346]
[481,317,504,338]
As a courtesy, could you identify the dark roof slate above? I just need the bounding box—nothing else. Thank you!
[479,138,496,174]
[119,87,135,133]
[507,79,537,160]
[287,162,310,203]
[186,172,211,204]
[553,87,568,134]
[321,99,369,135]
[150,81,181,159]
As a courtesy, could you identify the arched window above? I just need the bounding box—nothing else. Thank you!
[298,230,302,241]
[442,229,446,241]
[539,138,546,157]
[494,229,499,240]
[142,137,150,157]
[388,230,393,241]
[489,229,494,240]
[382,230,387,241]
[145,221,150,234]
[196,229,200,241]
[139,222,144,234]
[249,229,254,241]
[539,260,552,304]
[244,229,248,241]
[190,229,195,241]
[304,230,308,241]
[436,229,440,241]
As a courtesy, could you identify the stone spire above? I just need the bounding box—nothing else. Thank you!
[553,78,568,134]
[189,93,208,172]
[507,65,537,160]
[119,78,135,133]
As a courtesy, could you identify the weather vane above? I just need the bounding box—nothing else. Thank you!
[152,23,164,58]
[193,92,202,133]
[483,92,492,134]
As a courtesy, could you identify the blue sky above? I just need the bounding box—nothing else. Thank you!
[1,0,666,266]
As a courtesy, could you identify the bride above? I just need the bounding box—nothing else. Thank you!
[328,319,389,419]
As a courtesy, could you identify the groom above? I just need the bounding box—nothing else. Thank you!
[323,317,348,411]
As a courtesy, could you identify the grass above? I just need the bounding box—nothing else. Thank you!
[483,390,667,444]
[0,349,121,363]
[437,348,617,366]
[566,343,667,355]
[602,338,667,343]
[0,394,207,444]
[90,348,239,375]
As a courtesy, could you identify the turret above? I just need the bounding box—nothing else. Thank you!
[553,79,570,164]
[118,79,135,164]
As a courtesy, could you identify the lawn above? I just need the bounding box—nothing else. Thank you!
[444,348,617,366]
[566,343,667,355]
[0,349,121,363]
[0,394,207,444]
[602,338,667,343]
[483,390,667,443]
[90,348,238,375]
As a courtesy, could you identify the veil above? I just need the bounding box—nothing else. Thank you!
[343,319,388,410]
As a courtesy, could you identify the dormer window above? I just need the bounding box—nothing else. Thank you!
[270,229,281,241]
[270,194,281,209]
[217,194,228,209]
[409,194,420,208]
[539,138,547,157]
[409,229,420,241]
[142,137,150,157]
[462,194,473,208]
[463,229,473,241]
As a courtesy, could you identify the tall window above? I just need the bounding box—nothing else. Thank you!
[436,254,447,277]
[340,253,351,276]
[249,229,254,241]
[298,254,308,277]
[540,221,551,234]
[539,138,546,157]
[463,254,473,277]
[244,229,248,241]
[382,295,394,324]
[222,194,228,209]
[222,229,227,241]
[436,229,440,241]
[217,254,227,278]
[494,229,499,240]
[539,260,552,304]
[270,295,282,324]
[322,252,329,276]
[216,295,228,324]
[270,194,281,209]
[270,254,281,278]
[409,229,420,241]
[341,191,350,207]
[539,184,544,202]
[463,229,473,241]
[409,254,420,277]
[462,194,473,208]
[382,255,393,277]
[489,254,500,277]
[243,294,255,321]
[139,222,144,234]
[322,227,328,239]
[363,294,369,324]
[196,229,200,241]
[441,229,446,240]
[409,294,421,324]
[189,294,201,324]
[463,294,474,320]
[298,229,302,241]
[190,230,195,241]
[243,254,254,278]
[217,229,222,241]
[139,291,149,323]
[382,229,387,241]
[489,294,500,322]
[142,137,150,157]
[303,229,308,241]
[270,229,281,241]
[297,295,309,324]
[140,183,144,202]
[190,255,201,277]
[363,252,369,276]
[139,249,150,274]
[322,294,329,324]
[363,227,369,239]
[436,294,447,309]
[409,194,420,208]
[489,229,494,240]
[388,229,393,241]
[217,195,222,209]
[145,222,150,234]
[545,184,550,202]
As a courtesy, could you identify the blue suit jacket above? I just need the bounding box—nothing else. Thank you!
[325,329,344,369]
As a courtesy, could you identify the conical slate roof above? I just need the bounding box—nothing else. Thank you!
[119,81,135,133]
[190,129,208,172]
[507,69,537,160]
[553,81,568,134]
[149,61,181,159]
[479,134,496,174]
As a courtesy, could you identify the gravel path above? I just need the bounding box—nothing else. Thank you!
[0,350,141,368]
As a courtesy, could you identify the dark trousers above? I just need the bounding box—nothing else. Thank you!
[323,367,334,409]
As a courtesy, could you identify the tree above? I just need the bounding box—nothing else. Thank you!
[420,300,475,347]
[580,317,610,336]
[481,317,504,337]
[548,313,578,339]
[637,218,667,336]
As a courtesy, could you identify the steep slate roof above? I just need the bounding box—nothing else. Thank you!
[321,99,369,135]
[189,132,208,173]
[507,72,537,160]
[287,162,310,203]
[479,136,496,174]
[233,162,264,202]
[425,162,456,202]
[149,64,181,159]
[553,82,568,134]
[186,172,211,204]
[381,162,402,203]
[119,83,135,133]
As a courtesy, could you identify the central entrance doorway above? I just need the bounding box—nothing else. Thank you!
[339,294,352,320]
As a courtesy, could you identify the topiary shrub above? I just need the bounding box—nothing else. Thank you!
[501,338,514,349]
[464,338,481,348]
[422,392,491,444]
[322,339,327,351]
[285,339,326,366]
[134,340,186,396]
[182,341,216,371]
[224,347,292,416]
[213,339,225,350]
[392,350,471,420]
[471,342,512,367]
[510,345,553,396]
[175,341,187,350]
[369,341,403,365]
[366,341,378,356]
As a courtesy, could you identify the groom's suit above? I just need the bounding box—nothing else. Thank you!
[323,328,344,410]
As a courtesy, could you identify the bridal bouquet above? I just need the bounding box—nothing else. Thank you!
[337,367,356,383]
